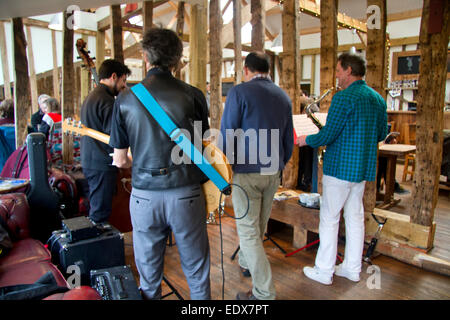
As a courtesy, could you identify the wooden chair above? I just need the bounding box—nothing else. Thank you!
[402,153,416,182]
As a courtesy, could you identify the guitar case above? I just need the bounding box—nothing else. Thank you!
[25,133,61,242]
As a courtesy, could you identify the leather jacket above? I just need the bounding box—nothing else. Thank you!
[110,68,210,190]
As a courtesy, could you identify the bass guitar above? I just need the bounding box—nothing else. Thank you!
[62,118,232,214]
[76,38,100,86]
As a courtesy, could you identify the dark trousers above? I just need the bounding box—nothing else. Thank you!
[83,168,117,223]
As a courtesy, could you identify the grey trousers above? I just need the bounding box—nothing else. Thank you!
[130,184,211,300]
[232,172,280,300]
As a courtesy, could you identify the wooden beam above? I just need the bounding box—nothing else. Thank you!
[221,0,251,48]
[364,0,387,219]
[281,0,301,189]
[411,0,450,227]
[25,26,38,114]
[62,11,75,164]
[142,0,154,33]
[0,21,11,99]
[310,53,316,95]
[12,18,31,148]
[366,208,435,250]
[319,0,337,111]
[175,1,185,79]
[110,5,124,63]
[299,0,367,32]
[250,0,265,52]
[98,1,168,31]
[316,0,338,194]
[209,0,223,130]
[233,0,243,84]
[22,17,96,37]
[189,0,208,95]
[51,30,60,102]
[142,0,153,78]
[80,34,91,105]
[95,29,105,71]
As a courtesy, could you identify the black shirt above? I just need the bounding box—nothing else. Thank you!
[80,83,117,172]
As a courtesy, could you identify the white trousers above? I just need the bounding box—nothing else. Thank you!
[315,175,366,276]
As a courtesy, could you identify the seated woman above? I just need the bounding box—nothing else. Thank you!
[38,98,61,138]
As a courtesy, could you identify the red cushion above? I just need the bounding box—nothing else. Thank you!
[0,238,50,269]
[0,193,30,241]
[0,260,68,288]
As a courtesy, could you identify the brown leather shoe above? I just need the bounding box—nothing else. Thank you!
[236,291,259,300]
[240,267,251,277]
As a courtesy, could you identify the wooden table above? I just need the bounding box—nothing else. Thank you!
[378,144,416,208]
[0,178,29,194]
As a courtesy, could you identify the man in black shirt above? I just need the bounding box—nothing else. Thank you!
[80,59,131,223]
[30,94,51,132]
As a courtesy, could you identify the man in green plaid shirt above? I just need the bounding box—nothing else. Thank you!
[297,52,388,285]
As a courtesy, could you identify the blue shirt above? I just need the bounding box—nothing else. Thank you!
[220,77,294,174]
[306,80,388,182]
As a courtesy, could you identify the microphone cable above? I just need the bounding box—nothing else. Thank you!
[216,183,250,300]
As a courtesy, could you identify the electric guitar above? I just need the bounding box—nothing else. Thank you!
[62,118,232,214]
[76,38,100,86]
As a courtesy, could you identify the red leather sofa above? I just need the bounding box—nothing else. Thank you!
[0,192,101,300]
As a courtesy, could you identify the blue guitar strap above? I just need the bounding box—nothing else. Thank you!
[131,83,231,195]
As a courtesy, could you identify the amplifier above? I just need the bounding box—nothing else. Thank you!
[49,225,125,285]
[62,216,100,243]
[90,265,142,300]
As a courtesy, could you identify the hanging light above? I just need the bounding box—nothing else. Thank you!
[349,29,357,54]
[48,13,63,30]
[271,32,283,53]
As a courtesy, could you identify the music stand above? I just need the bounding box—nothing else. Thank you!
[161,276,184,300]
[230,233,286,261]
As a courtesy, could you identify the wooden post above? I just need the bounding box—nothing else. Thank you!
[310,54,316,96]
[25,26,38,114]
[12,18,32,148]
[209,0,223,130]
[280,0,301,189]
[189,0,208,94]
[364,0,387,214]
[233,0,243,84]
[411,0,449,227]
[0,21,12,100]
[95,30,105,72]
[51,30,60,102]
[80,35,91,105]
[320,0,338,110]
[175,1,185,80]
[62,11,75,164]
[250,0,265,52]
[110,5,124,64]
[142,0,153,78]
[316,0,338,193]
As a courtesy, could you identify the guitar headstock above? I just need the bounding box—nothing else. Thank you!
[62,117,84,137]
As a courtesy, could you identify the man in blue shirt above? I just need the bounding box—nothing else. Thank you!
[297,52,387,285]
[221,52,293,300]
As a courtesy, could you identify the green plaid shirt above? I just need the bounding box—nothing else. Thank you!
[306,80,387,182]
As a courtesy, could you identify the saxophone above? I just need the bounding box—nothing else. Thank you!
[304,87,334,164]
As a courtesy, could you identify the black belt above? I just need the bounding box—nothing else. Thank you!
[146,165,184,176]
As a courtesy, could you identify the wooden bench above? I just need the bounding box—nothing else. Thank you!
[269,197,320,248]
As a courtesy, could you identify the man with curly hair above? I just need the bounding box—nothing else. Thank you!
[110,28,211,300]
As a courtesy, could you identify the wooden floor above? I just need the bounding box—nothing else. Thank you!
[123,207,450,300]
[121,163,450,300]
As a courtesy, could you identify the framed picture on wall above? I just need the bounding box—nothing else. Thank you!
[392,49,450,81]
